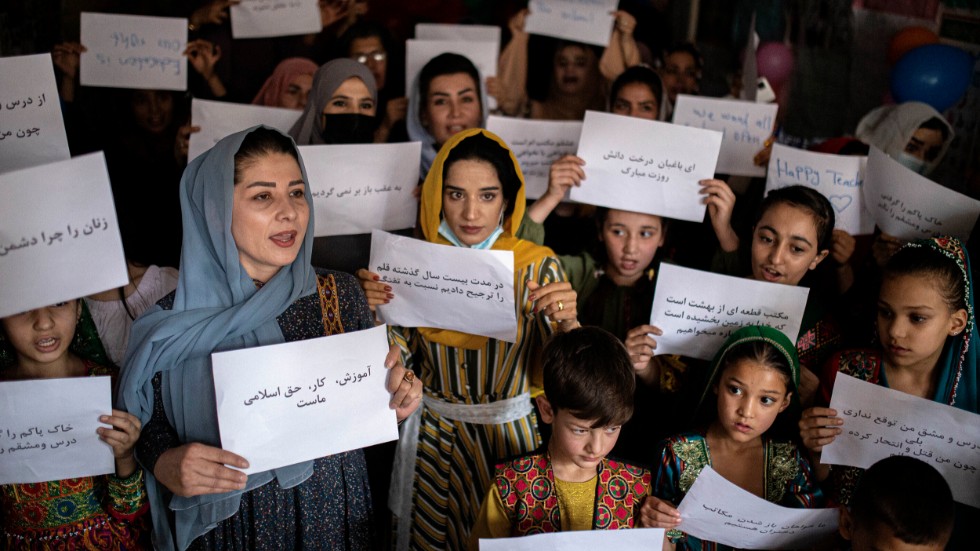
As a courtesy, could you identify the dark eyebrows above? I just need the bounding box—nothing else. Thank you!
[245,180,304,189]
[445,184,500,193]
[728,375,783,395]
[432,87,475,97]
[758,225,813,247]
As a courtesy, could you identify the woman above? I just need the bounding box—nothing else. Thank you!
[119,126,421,550]
[609,64,669,121]
[407,53,487,177]
[496,8,641,120]
[251,57,318,110]
[289,58,378,146]
[358,129,580,550]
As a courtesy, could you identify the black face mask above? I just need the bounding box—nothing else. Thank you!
[320,113,378,144]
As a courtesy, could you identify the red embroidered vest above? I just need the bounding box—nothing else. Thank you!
[494,453,651,535]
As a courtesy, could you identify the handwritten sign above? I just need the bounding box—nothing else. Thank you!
[188,98,302,161]
[415,23,501,45]
[524,0,618,47]
[571,110,722,222]
[649,264,809,360]
[0,152,127,318]
[212,325,398,475]
[80,12,187,91]
[676,466,838,549]
[369,230,517,342]
[230,0,321,39]
[765,144,874,235]
[0,377,115,484]
[480,528,667,550]
[0,54,70,173]
[672,95,777,178]
[405,39,498,110]
[822,373,980,508]
[862,147,980,241]
[486,116,582,199]
[298,142,420,236]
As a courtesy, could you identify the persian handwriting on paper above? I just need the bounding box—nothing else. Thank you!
[241,366,375,408]
[375,262,507,303]
[0,422,80,456]
[0,217,111,258]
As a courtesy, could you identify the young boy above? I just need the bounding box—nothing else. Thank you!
[839,456,954,551]
[469,327,651,546]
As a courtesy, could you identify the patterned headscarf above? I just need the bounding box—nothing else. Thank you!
[898,236,977,412]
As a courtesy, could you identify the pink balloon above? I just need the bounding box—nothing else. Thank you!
[757,42,795,87]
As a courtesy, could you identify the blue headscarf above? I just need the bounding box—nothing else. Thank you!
[118,126,318,550]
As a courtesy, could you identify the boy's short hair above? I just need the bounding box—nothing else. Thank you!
[541,327,635,427]
[850,456,954,545]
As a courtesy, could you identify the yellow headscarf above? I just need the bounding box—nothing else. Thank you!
[418,128,555,349]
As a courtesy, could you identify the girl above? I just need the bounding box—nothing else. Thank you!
[800,236,978,548]
[0,300,147,547]
[357,129,580,550]
[640,326,823,550]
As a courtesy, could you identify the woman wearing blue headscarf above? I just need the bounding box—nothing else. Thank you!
[118,126,422,550]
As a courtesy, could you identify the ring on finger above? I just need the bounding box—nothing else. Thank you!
[403,370,415,384]
[557,300,564,312]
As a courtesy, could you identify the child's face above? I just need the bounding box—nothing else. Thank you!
[713,358,791,443]
[842,512,948,551]
[1,301,80,367]
[601,210,665,286]
[537,396,621,481]
[877,274,967,373]
[750,202,828,286]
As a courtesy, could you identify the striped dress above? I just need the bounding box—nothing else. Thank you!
[390,256,566,550]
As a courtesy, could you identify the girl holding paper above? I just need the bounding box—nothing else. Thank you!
[357,128,581,550]
[800,236,978,548]
[119,126,422,550]
[638,326,823,549]
[0,300,148,547]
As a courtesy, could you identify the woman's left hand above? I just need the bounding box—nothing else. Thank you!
[527,280,580,332]
[98,409,142,477]
[830,229,856,266]
[384,344,422,421]
[184,39,221,81]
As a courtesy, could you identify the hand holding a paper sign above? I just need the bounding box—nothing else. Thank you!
[527,155,586,224]
[154,443,249,497]
[798,406,842,481]
[190,0,239,29]
[699,179,739,253]
[625,324,664,384]
[638,495,682,530]
[527,280,580,330]
[356,269,392,312]
[97,409,142,478]
[508,8,529,36]
[384,344,423,421]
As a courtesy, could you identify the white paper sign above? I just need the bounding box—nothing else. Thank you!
[0,54,70,173]
[766,144,874,235]
[188,98,302,161]
[369,230,517,342]
[405,39,498,110]
[863,147,980,241]
[649,264,809,360]
[677,466,839,549]
[230,0,321,38]
[415,23,501,45]
[480,528,666,550]
[299,142,420,237]
[571,110,722,222]
[0,377,115,484]
[822,373,980,508]
[0,152,127,318]
[486,116,582,200]
[212,325,398,475]
[524,0,618,47]
[672,95,777,178]
[80,12,187,91]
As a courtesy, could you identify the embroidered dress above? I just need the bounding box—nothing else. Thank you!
[387,129,568,551]
[654,433,821,551]
[473,452,650,540]
[1,361,148,549]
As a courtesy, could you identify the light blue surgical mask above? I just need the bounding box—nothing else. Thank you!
[896,152,929,175]
[438,218,504,250]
